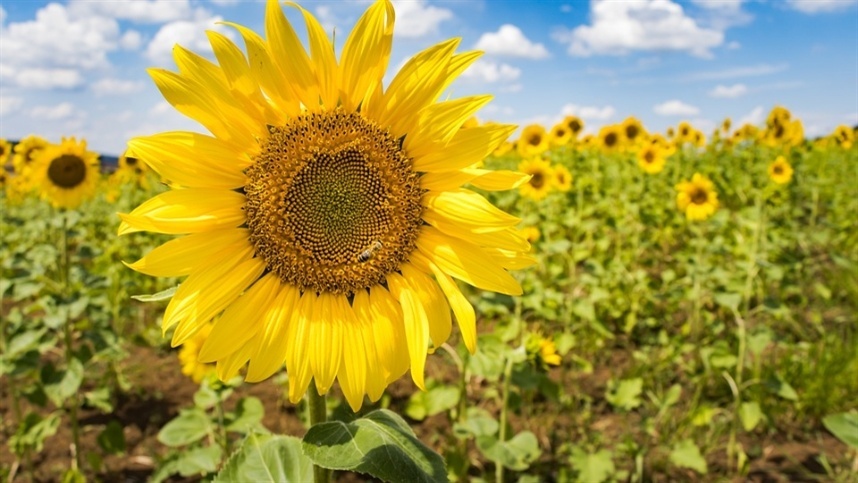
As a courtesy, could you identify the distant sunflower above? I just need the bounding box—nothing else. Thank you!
[666,126,676,139]
[598,124,622,152]
[637,144,666,174]
[768,156,793,185]
[120,0,533,411]
[621,116,646,146]
[549,122,572,147]
[13,135,48,175]
[563,115,584,139]
[520,226,540,243]
[518,124,550,157]
[34,137,100,209]
[525,332,560,370]
[553,164,572,191]
[178,323,216,384]
[832,125,854,149]
[0,169,7,190]
[517,158,553,200]
[676,121,693,144]
[115,151,151,189]
[676,173,719,221]
[492,140,514,157]
[0,138,11,167]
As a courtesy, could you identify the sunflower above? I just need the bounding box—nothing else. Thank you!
[721,118,732,134]
[114,151,151,189]
[120,0,533,412]
[621,116,646,146]
[637,144,666,174]
[0,169,7,190]
[520,226,540,243]
[768,156,793,185]
[518,124,550,157]
[178,323,216,384]
[553,164,572,191]
[525,332,560,370]
[12,135,48,176]
[0,138,12,167]
[34,137,100,209]
[832,125,854,149]
[676,121,693,144]
[676,173,719,221]
[563,115,584,139]
[597,124,622,153]
[492,140,514,157]
[516,158,553,200]
[549,122,572,147]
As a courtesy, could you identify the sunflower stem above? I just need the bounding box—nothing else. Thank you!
[496,356,514,483]
[307,383,330,483]
[60,212,82,471]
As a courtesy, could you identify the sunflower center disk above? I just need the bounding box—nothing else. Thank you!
[48,154,87,188]
[245,111,423,295]
[691,189,708,205]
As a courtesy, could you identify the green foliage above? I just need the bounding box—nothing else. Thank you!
[214,434,312,483]
[822,412,858,450]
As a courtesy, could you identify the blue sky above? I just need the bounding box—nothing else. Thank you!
[1,0,856,156]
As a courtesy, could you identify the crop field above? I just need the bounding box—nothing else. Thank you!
[1,107,856,482]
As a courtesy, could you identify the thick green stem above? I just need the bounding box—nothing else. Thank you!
[495,356,514,483]
[308,383,330,483]
[60,213,82,471]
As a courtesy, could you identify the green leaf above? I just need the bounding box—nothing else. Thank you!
[467,335,506,381]
[765,375,798,401]
[606,378,643,411]
[663,384,682,408]
[739,402,763,432]
[176,446,223,476]
[158,408,212,447]
[131,285,178,302]
[9,411,61,455]
[669,439,707,475]
[568,447,615,483]
[226,396,265,434]
[714,292,742,312]
[476,431,540,471]
[406,380,460,421]
[97,420,126,455]
[454,407,498,439]
[302,409,447,483]
[41,358,84,407]
[746,330,772,357]
[215,434,312,483]
[822,412,858,450]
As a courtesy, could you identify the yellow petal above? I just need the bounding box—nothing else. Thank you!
[335,297,367,411]
[125,228,249,277]
[309,293,343,395]
[423,189,520,231]
[117,189,245,235]
[265,0,319,110]
[420,254,477,354]
[289,2,339,109]
[404,95,493,157]
[424,209,530,252]
[340,0,394,111]
[417,226,522,295]
[127,133,248,189]
[286,292,315,404]
[386,273,428,390]
[414,124,515,172]
[485,247,538,270]
[352,289,386,402]
[400,263,451,353]
[197,273,281,363]
[246,283,300,382]
[368,286,409,386]
[216,336,259,381]
[468,169,532,191]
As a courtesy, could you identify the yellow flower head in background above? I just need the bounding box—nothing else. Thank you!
[563,115,584,139]
[676,173,719,221]
[721,118,732,134]
[597,124,622,152]
[525,332,561,371]
[114,151,151,189]
[0,138,12,167]
[492,140,514,157]
[178,323,216,383]
[832,125,853,149]
[549,122,572,147]
[34,137,100,209]
[518,124,550,157]
[621,116,646,146]
[637,144,666,174]
[120,0,533,411]
[553,164,572,191]
[517,158,554,200]
[520,226,540,243]
[461,116,480,129]
[768,156,794,185]
[12,135,48,176]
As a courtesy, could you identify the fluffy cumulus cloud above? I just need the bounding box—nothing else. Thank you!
[145,15,231,65]
[67,0,195,24]
[391,0,453,38]
[561,103,616,121]
[786,0,858,13]
[475,25,550,59]
[709,83,747,98]
[654,100,700,116]
[461,60,522,83]
[555,0,724,58]
[0,96,24,117]
[30,102,76,121]
[91,78,146,96]
[0,66,84,89]
[738,106,766,126]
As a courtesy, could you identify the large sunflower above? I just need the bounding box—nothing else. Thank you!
[120,0,532,411]
[34,137,100,209]
[675,173,719,221]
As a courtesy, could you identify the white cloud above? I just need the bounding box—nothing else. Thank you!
[68,0,195,24]
[210,0,241,5]
[726,40,741,49]
[0,3,121,71]
[145,15,230,64]
[475,24,550,59]
[555,0,724,58]
[0,66,84,89]
[392,0,453,38]
[0,96,23,117]
[683,63,788,81]
[654,100,700,116]
[709,83,747,98]
[499,83,523,93]
[738,106,765,126]
[0,6,6,25]
[148,101,173,116]
[561,103,616,121]
[690,0,745,11]
[30,102,76,120]
[120,30,143,50]
[461,60,521,83]
[787,0,858,13]
[92,78,146,96]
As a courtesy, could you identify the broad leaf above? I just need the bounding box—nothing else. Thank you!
[215,434,312,482]
[569,447,615,483]
[669,439,707,475]
[477,431,540,471]
[158,408,212,447]
[822,412,858,449]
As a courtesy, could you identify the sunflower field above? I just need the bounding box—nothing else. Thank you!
[1,2,857,482]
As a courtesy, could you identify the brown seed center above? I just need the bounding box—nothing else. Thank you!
[47,154,87,188]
